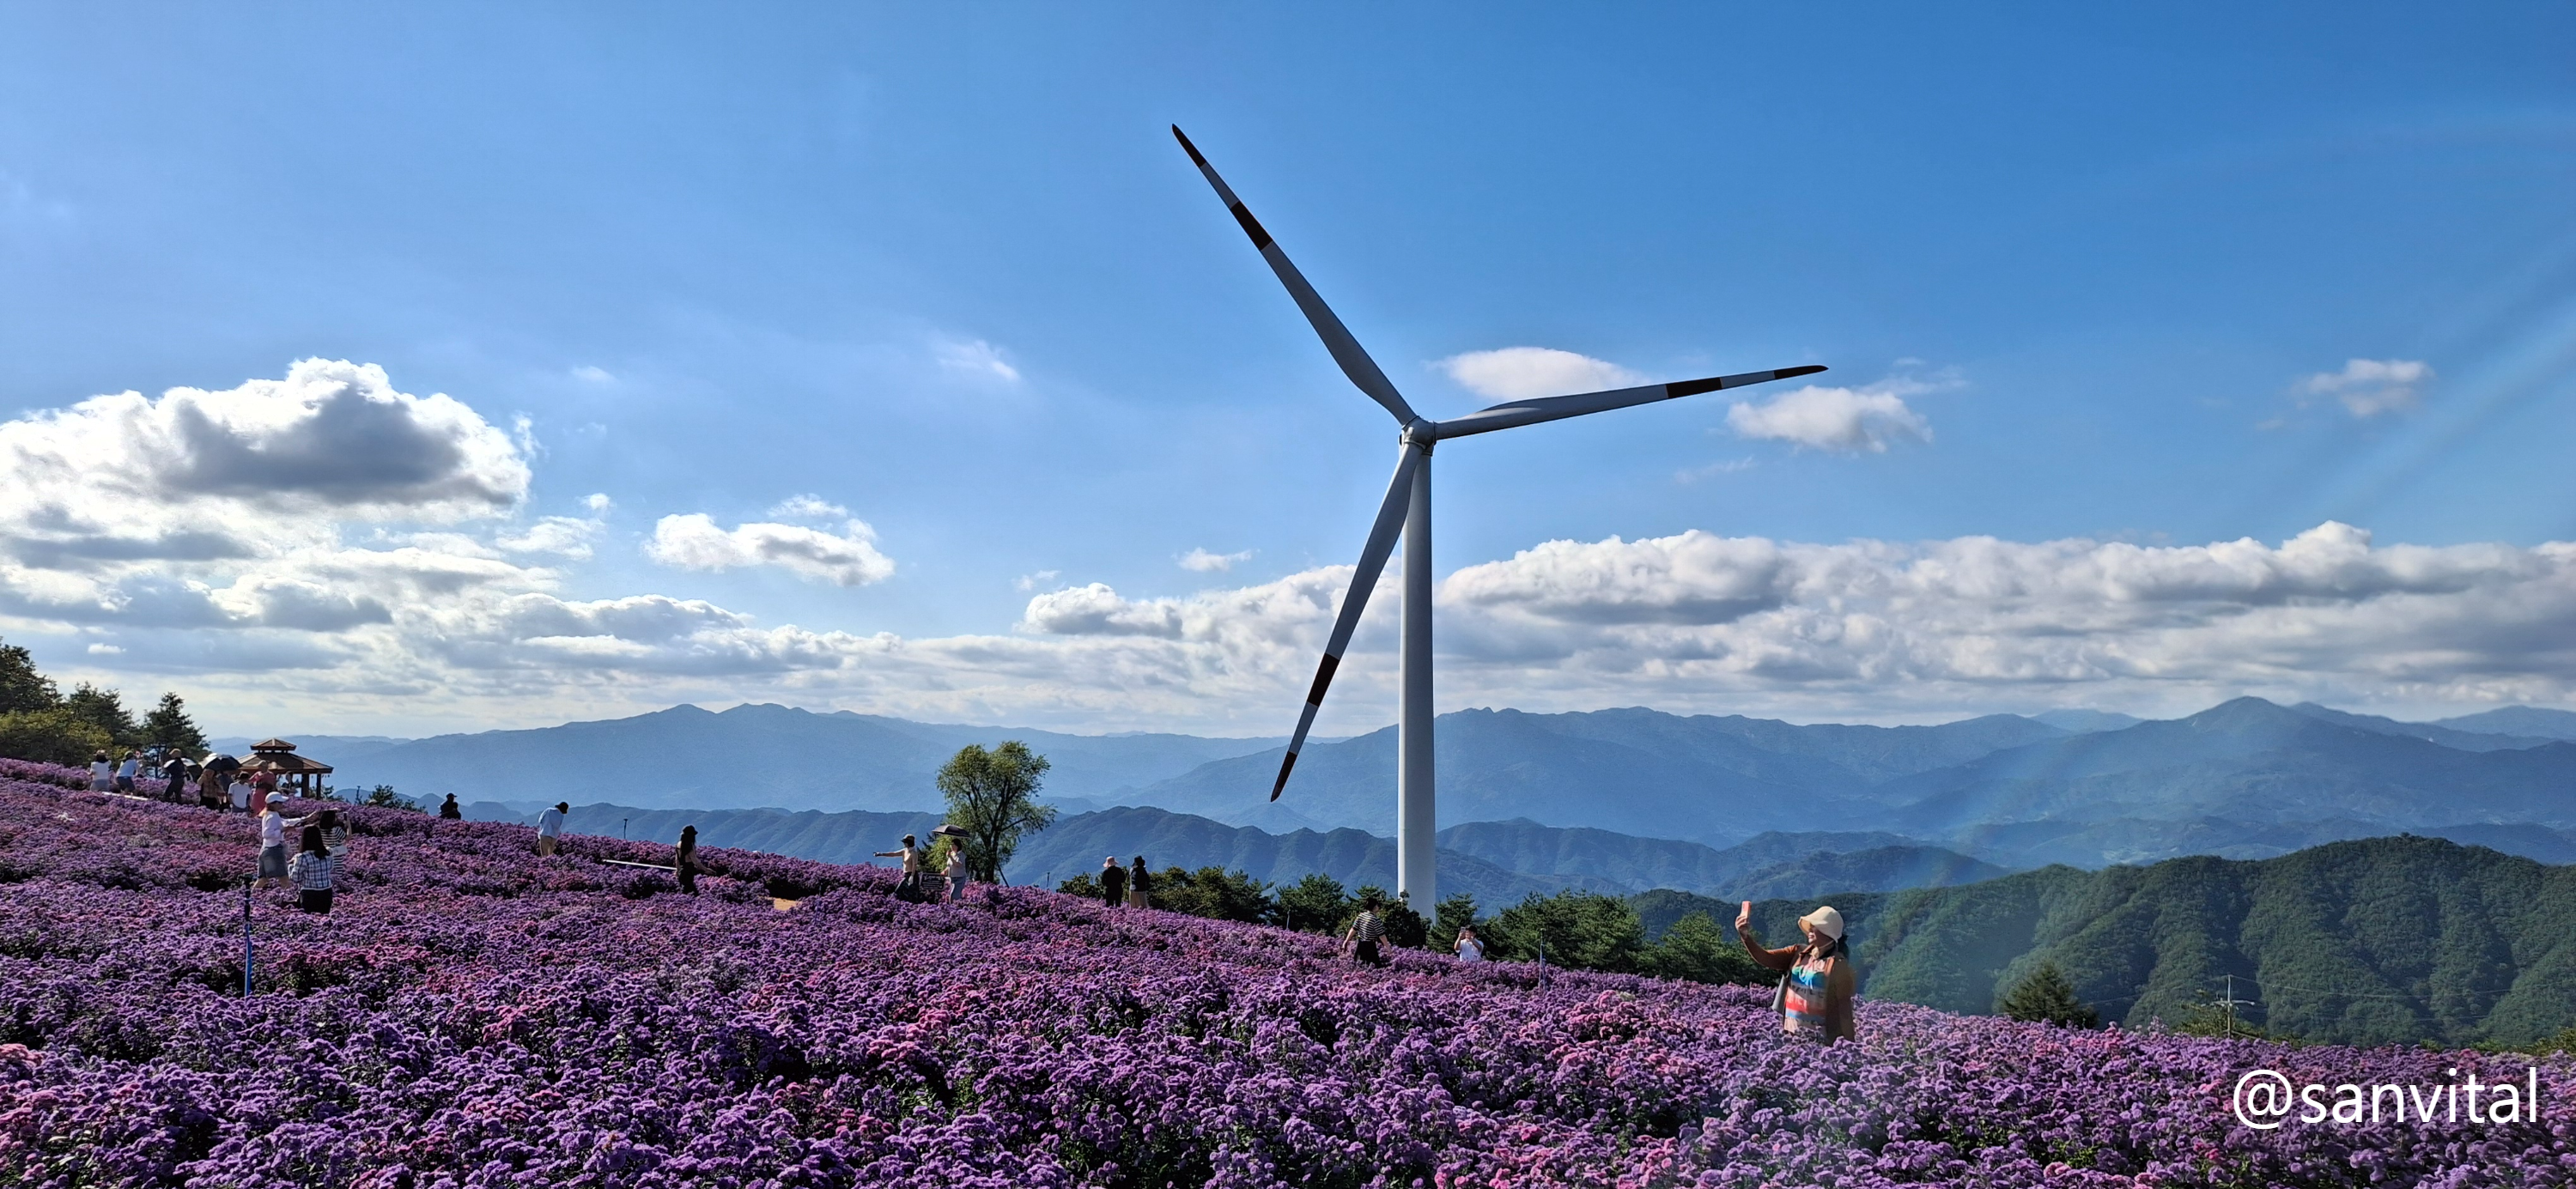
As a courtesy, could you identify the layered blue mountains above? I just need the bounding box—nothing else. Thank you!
[223,696,2576,889]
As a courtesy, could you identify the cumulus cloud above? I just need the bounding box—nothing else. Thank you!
[1726,379,1933,452]
[937,338,1020,384]
[644,514,896,586]
[1440,347,1643,401]
[2296,358,2432,418]
[1179,548,1254,573]
[0,359,530,570]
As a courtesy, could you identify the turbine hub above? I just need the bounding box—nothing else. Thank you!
[1400,418,1439,452]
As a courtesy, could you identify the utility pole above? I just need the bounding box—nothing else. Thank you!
[241,876,254,998]
[2216,974,2257,1037]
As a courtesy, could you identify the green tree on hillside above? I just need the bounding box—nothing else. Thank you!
[1277,873,1351,934]
[1999,962,2099,1028]
[936,742,1055,883]
[1485,890,1646,973]
[0,638,57,713]
[1642,912,1771,986]
[63,683,137,745]
[0,707,109,765]
[141,693,206,755]
[1429,894,1480,955]
[1151,866,1276,923]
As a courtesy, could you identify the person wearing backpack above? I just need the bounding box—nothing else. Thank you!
[1736,901,1856,1041]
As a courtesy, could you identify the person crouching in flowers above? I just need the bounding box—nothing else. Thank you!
[1736,901,1855,1041]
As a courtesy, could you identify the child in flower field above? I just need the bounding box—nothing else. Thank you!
[1737,901,1856,1041]
[288,824,336,913]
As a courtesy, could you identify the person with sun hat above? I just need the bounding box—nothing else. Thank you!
[1736,901,1856,1041]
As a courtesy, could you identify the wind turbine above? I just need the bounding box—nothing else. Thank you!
[1173,126,1824,910]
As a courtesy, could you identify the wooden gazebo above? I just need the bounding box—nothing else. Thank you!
[237,738,333,797]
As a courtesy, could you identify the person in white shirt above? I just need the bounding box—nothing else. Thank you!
[113,752,139,794]
[255,805,315,889]
[88,751,114,792]
[1454,925,1485,963]
[943,846,968,903]
[536,803,568,857]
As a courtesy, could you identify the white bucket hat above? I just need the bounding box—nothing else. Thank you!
[1798,905,1844,941]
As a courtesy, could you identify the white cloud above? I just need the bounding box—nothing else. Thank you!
[644,514,895,586]
[1179,548,1255,573]
[1013,569,1061,593]
[936,338,1020,384]
[2295,358,2432,418]
[86,642,121,655]
[767,494,849,521]
[1440,347,1643,401]
[570,366,615,384]
[1726,378,1935,453]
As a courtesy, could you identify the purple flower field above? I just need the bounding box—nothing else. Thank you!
[1,767,2570,1187]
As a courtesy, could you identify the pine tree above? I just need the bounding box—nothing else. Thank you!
[63,683,138,744]
[142,692,207,754]
[1276,873,1351,934]
[1999,962,2100,1028]
[1428,894,1480,955]
[0,637,57,713]
[1642,912,1772,986]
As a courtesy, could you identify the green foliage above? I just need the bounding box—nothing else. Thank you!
[1382,895,1428,949]
[1485,890,1646,974]
[141,693,205,755]
[1276,873,1350,935]
[361,785,421,812]
[1998,962,2099,1028]
[0,707,112,766]
[0,638,57,714]
[1641,912,1771,986]
[1150,866,1276,924]
[1058,872,1104,899]
[935,742,1056,883]
[1428,894,1479,955]
[2171,998,2279,1041]
[63,682,138,745]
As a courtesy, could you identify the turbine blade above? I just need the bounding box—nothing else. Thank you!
[1433,364,1828,439]
[1272,440,1425,800]
[1172,126,1418,425]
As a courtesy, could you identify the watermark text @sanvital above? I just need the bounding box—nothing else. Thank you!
[2233,1066,2546,1130]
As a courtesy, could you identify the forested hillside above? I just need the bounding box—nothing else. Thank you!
[1669,835,2576,1046]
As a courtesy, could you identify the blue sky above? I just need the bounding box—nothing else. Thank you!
[3,4,2573,737]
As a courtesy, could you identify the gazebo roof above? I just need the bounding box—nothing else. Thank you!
[251,738,298,753]
[239,752,333,774]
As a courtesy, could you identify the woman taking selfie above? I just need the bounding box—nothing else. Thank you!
[1736,901,1856,1041]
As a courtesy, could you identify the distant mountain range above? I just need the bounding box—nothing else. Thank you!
[462,800,2005,907]
[1661,834,2576,1047]
[239,695,2576,872]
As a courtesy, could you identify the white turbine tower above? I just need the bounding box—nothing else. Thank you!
[1174,126,1824,911]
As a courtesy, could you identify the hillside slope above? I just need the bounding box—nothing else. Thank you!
[1675,836,2576,1046]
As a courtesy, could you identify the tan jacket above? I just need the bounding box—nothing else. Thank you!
[1740,928,1856,1041]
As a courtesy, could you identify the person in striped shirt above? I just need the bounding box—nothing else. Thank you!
[1736,901,1856,1041]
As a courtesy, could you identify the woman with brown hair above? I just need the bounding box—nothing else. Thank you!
[1736,901,1856,1041]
